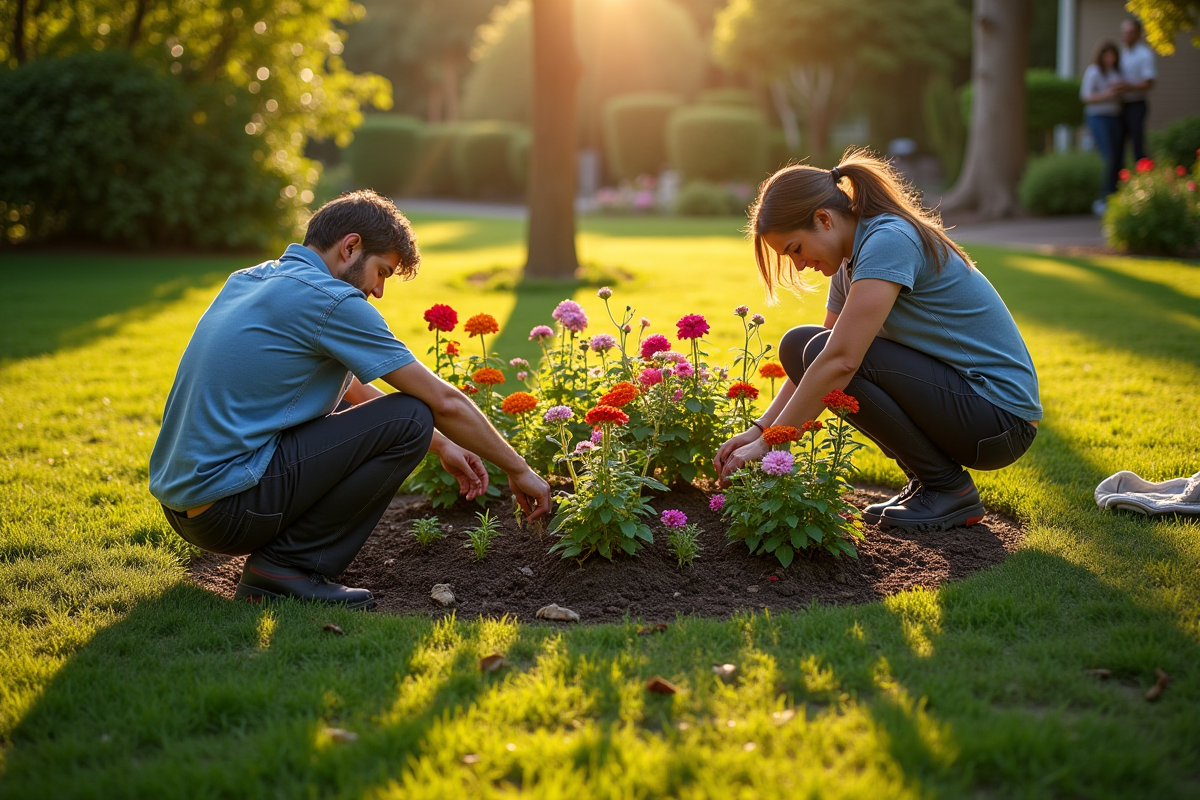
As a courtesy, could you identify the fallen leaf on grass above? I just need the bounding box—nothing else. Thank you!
[324,727,358,743]
[480,653,505,672]
[645,676,677,695]
[322,623,344,635]
[1085,668,1111,679]
[638,622,668,636]
[536,603,580,622]
[712,663,738,683]
[1145,668,1171,701]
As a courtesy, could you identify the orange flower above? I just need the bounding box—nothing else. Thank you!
[501,391,538,415]
[461,384,479,395]
[446,340,460,356]
[727,381,759,401]
[822,389,859,415]
[759,362,786,379]
[762,425,800,446]
[598,381,639,407]
[801,420,823,435]
[472,367,505,386]
[464,313,500,337]
[584,405,630,426]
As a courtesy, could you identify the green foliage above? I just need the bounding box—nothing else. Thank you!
[412,123,466,196]
[405,452,501,508]
[921,72,967,185]
[765,129,799,174]
[1126,0,1200,54]
[346,114,425,195]
[603,92,684,181]
[463,510,502,560]
[667,106,768,183]
[666,523,703,567]
[960,70,1083,143]
[1150,115,1200,169]
[453,121,528,198]
[0,51,288,247]
[697,88,757,108]
[674,180,742,217]
[409,516,444,546]
[463,0,706,146]
[1018,152,1104,215]
[1104,165,1200,256]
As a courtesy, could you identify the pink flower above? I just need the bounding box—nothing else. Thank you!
[640,317,651,329]
[672,388,684,401]
[709,494,725,512]
[661,509,688,528]
[761,450,795,476]
[591,427,604,444]
[589,333,617,352]
[751,313,765,326]
[597,286,613,299]
[622,323,632,333]
[734,305,749,317]
[543,405,573,423]
[574,441,595,453]
[516,370,528,380]
[638,367,663,387]
[529,325,554,341]
[676,314,710,340]
[509,358,529,368]
[552,300,588,333]
[673,361,694,378]
[640,334,671,359]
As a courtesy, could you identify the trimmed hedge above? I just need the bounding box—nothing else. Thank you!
[1018,152,1104,215]
[411,123,464,196]
[667,106,768,183]
[1151,115,1200,169]
[346,114,425,196]
[452,121,528,198]
[765,129,799,175]
[962,69,1083,136]
[675,180,741,216]
[0,50,288,248]
[697,88,757,108]
[603,92,684,181]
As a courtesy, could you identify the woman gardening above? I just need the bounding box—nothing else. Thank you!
[713,149,1042,531]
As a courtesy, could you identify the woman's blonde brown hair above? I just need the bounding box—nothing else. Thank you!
[747,147,972,302]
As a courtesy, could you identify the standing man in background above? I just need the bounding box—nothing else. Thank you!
[1118,17,1156,165]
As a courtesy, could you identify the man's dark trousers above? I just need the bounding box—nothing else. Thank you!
[162,393,434,576]
[1120,99,1149,163]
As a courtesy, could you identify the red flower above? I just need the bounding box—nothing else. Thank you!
[822,389,859,415]
[464,313,500,337]
[501,391,538,415]
[759,362,787,379]
[767,575,779,582]
[445,340,460,356]
[1176,165,1188,177]
[584,405,630,426]
[472,367,505,386]
[1119,168,1131,181]
[423,304,458,332]
[727,381,759,400]
[461,384,479,395]
[1136,158,1154,173]
[1189,181,1197,192]
[762,425,800,445]
[598,382,640,407]
[801,420,823,435]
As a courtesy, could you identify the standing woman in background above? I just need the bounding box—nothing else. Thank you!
[1080,40,1126,216]
[714,150,1042,532]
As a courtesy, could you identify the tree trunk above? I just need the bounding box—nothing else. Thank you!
[126,0,151,49]
[942,0,1032,217]
[524,0,582,279]
[12,0,27,64]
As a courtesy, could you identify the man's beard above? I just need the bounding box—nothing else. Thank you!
[340,250,368,292]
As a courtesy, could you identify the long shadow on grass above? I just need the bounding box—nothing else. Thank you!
[0,254,237,362]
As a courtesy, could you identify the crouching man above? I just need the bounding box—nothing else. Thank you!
[149,190,551,609]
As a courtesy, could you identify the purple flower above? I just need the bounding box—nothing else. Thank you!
[589,333,617,353]
[597,286,613,299]
[751,313,765,326]
[638,367,663,387]
[529,325,555,341]
[640,334,671,359]
[672,388,684,402]
[544,405,573,423]
[509,357,529,368]
[734,305,750,317]
[661,509,688,528]
[709,494,726,512]
[574,440,595,453]
[676,314,710,340]
[761,450,795,476]
[591,427,603,444]
[552,300,588,333]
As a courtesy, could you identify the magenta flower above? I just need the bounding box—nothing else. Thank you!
[673,361,694,379]
[661,509,688,528]
[638,367,663,387]
[640,334,671,359]
[761,450,795,476]
[597,286,613,299]
[552,300,588,333]
[734,305,750,317]
[529,325,554,341]
[676,314,710,340]
[672,388,684,402]
[589,333,617,353]
[709,494,725,512]
[751,313,765,326]
[543,405,573,423]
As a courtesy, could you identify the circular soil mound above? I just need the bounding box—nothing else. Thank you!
[189,485,1024,623]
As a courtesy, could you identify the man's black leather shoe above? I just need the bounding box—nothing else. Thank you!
[863,478,922,525]
[234,557,377,610]
[878,479,986,532]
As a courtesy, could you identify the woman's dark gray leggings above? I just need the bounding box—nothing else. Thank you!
[779,325,1036,490]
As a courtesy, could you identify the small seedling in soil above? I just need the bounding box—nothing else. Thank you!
[667,523,703,567]
[464,510,502,561]
[410,516,444,546]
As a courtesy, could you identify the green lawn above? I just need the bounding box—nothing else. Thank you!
[1,215,1198,798]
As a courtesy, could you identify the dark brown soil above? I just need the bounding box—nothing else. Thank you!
[188,484,1025,623]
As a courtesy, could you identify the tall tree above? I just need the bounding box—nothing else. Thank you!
[1126,0,1200,53]
[942,0,1032,217]
[524,0,582,279]
[713,0,968,161]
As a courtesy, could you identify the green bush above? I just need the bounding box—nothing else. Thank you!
[410,123,465,196]
[0,51,293,248]
[922,73,967,184]
[961,69,1083,141]
[674,180,740,216]
[765,129,799,174]
[345,114,425,196]
[697,88,757,108]
[453,121,528,198]
[603,93,684,181]
[667,106,768,183]
[1150,115,1200,169]
[1104,165,1200,256]
[1018,152,1104,215]
[462,0,705,146]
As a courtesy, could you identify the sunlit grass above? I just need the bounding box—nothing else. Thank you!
[1,218,1198,798]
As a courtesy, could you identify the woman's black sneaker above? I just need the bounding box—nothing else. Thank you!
[862,478,922,525]
[234,558,377,610]
[878,480,986,532]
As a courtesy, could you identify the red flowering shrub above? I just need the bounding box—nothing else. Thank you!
[585,405,630,426]
[423,304,458,332]
[822,389,859,416]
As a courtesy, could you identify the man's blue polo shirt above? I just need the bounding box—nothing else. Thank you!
[149,244,416,511]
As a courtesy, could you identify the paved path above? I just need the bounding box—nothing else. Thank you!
[396,199,1109,252]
